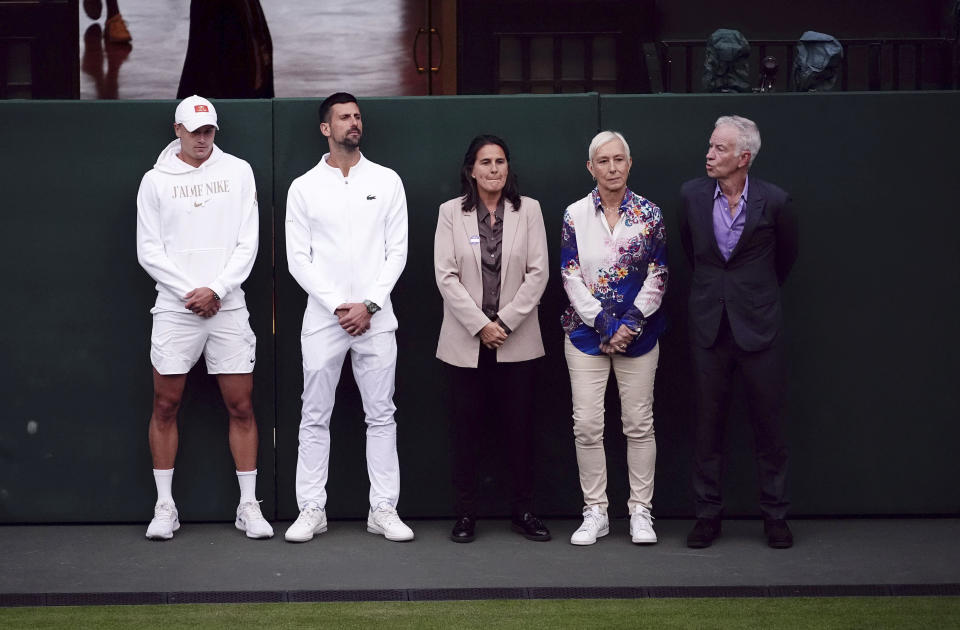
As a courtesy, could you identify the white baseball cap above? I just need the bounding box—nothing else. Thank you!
[175,95,219,131]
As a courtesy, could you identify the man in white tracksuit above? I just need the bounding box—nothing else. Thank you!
[284,92,413,543]
[136,95,273,540]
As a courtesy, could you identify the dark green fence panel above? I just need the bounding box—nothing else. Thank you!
[0,100,276,523]
[601,92,960,515]
[2,93,956,524]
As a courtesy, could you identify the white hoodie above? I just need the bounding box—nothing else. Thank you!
[136,139,259,313]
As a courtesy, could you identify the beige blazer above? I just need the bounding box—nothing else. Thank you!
[434,195,549,368]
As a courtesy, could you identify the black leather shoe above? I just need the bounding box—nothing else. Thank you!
[511,512,551,541]
[764,519,793,549]
[450,516,475,543]
[686,518,722,548]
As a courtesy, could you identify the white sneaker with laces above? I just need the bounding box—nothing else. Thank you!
[367,503,414,541]
[284,504,327,542]
[146,500,179,540]
[570,505,609,546]
[236,500,274,539]
[630,505,657,544]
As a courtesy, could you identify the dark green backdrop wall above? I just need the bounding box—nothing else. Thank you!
[0,93,957,523]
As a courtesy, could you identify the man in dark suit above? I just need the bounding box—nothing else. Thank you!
[678,115,798,549]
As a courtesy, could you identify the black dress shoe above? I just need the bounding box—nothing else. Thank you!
[450,516,475,543]
[511,512,551,541]
[686,518,722,548]
[764,519,793,549]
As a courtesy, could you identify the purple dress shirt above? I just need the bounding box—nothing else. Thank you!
[712,177,749,261]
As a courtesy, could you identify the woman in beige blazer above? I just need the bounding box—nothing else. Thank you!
[434,134,550,544]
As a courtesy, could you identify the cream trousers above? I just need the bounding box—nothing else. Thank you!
[564,336,659,512]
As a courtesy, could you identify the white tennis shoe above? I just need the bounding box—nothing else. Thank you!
[367,503,414,541]
[146,501,180,540]
[570,505,609,546]
[629,505,657,544]
[236,500,274,539]
[284,504,327,542]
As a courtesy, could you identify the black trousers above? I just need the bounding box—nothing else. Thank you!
[691,312,789,520]
[446,348,537,519]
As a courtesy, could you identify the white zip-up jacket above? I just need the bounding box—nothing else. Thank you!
[136,139,259,313]
[285,153,408,335]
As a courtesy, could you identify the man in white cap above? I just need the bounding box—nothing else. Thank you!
[136,95,273,540]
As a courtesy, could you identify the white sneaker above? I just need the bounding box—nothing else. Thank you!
[146,501,179,540]
[570,505,609,545]
[367,503,414,541]
[630,505,657,544]
[236,500,274,539]
[284,504,327,542]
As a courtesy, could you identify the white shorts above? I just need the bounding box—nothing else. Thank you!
[150,307,256,375]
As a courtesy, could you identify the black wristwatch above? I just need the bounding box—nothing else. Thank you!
[363,300,380,314]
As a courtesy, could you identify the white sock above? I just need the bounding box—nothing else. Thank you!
[153,468,174,504]
[237,469,257,503]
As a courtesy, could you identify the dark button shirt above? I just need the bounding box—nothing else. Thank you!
[476,198,505,321]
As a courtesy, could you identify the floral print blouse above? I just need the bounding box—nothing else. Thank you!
[560,187,668,356]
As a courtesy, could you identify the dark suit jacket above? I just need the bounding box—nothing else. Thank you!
[678,176,798,352]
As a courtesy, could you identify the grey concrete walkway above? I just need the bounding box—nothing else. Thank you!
[2,518,959,605]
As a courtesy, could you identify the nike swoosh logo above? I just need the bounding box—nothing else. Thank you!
[366,195,376,200]
[194,201,204,207]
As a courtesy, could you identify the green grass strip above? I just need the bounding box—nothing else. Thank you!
[2,597,958,629]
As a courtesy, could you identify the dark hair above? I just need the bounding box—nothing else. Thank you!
[460,134,521,213]
[318,92,358,123]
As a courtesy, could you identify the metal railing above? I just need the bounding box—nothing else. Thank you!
[656,37,957,92]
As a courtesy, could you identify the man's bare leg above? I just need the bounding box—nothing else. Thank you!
[149,368,187,469]
[217,373,257,472]
[218,372,272,537]
[146,368,186,540]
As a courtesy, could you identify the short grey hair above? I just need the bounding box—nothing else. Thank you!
[588,130,631,163]
[715,115,761,168]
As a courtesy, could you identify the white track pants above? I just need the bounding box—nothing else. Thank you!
[295,327,400,510]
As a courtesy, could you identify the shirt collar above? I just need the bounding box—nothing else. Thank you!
[591,186,633,214]
[320,151,364,174]
[477,196,506,220]
[713,176,749,203]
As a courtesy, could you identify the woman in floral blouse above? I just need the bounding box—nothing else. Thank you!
[560,131,668,546]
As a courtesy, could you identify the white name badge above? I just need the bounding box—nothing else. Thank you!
[469,235,480,245]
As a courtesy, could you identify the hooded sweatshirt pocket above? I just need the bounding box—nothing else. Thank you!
[172,248,226,286]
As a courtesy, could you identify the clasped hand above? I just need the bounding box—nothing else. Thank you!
[479,321,508,349]
[184,287,220,318]
[599,324,637,355]
[335,303,372,336]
